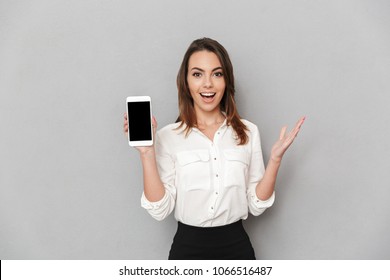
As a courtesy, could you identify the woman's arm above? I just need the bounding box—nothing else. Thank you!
[255,116,305,200]
[139,148,166,202]
[124,113,165,202]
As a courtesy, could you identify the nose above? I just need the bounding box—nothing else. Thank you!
[203,75,213,88]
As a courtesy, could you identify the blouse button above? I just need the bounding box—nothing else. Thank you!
[216,174,219,177]
[214,157,217,160]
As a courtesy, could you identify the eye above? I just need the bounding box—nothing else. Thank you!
[192,72,202,77]
[214,71,224,77]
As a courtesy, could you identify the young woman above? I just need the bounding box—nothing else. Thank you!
[124,38,305,260]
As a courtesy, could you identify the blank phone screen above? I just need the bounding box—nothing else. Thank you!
[127,101,152,141]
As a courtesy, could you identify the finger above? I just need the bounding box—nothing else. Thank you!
[284,128,300,146]
[123,114,129,131]
[295,116,305,130]
[289,126,300,139]
[284,120,305,145]
[279,126,287,140]
[152,116,158,128]
[289,116,306,138]
[124,112,128,120]
[151,116,158,136]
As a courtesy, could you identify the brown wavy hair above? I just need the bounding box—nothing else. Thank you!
[176,38,248,145]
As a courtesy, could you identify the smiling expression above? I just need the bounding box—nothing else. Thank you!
[187,50,226,116]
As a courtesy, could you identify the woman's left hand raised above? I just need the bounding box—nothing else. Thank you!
[270,116,306,163]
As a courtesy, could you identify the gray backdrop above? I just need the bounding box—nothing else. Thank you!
[1,0,389,259]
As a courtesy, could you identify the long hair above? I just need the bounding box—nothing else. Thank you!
[176,37,248,145]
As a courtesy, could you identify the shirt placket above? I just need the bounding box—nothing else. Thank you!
[208,127,223,218]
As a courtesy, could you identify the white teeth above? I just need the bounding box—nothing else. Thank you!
[200,93,216,97]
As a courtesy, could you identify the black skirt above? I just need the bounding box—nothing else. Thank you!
[168,220,256,260]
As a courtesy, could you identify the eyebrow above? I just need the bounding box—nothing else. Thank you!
[190,66,223,72]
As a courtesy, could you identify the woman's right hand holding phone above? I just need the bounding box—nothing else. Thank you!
[123,113,165,202]
[123,113,158,156]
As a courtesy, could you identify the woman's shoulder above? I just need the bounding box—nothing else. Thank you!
[241,119,259,132]
[156,122,183,138]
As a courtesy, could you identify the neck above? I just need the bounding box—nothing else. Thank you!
[195,110,225,127]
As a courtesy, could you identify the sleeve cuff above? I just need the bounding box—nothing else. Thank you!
[251,191,275,209]
[141,191,170,210]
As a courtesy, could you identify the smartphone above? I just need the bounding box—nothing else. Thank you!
[126,96,153,146]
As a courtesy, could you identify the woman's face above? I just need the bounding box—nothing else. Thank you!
[187,50,226,116]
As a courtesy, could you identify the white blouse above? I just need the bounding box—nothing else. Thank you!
[141,119,275,227]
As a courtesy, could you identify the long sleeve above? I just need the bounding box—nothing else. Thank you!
[140,129,176,221]
[246,124,275,216]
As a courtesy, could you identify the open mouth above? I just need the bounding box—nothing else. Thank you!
[200,92,216,99]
